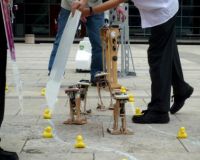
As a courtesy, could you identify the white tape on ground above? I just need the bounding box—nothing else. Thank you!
[46,10,81,110]
[12,61,24,115]
[87,145,139,160]
[147,125,200,147]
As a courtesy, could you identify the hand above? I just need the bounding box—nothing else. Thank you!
[116,6,126,22]
[71,0,87,16]
[77,7,90,19]
[5,0,10,4]
[81,8,90,17]
[80,16,87,23]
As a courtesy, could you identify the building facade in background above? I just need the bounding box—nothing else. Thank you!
[13,0,200,42]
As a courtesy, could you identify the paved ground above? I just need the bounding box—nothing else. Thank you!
[1,43,200,160]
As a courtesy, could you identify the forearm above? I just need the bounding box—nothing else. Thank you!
[79,0,88,5]
[92,0,125,14]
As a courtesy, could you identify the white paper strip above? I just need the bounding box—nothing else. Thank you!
[12,61,23,114]
[46,11,81,109]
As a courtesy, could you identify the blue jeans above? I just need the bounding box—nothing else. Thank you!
[48,7,104,82]
[48,8,70,72]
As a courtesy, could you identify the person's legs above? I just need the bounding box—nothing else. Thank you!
[133,15,178,123]
[171,31,191,94]
[0,148,19,160]
[0,3,7,128]
[0,48,7,127]
[0,53,19,159]
[86,13,104,83]
[171,47,185,88]
[170,36,193,114]
[0,49,18,160]
[0,6,19,159]
[48,8,70,73]
[147,15,178,113]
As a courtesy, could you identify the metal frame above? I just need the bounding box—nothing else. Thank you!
[109,3,136,77]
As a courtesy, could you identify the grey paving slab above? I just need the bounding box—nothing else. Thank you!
[131,152,200,160]
[0,117,40,140]
[100,122,185,152]
[2,115,39,126]
[180,137,200,153]
[20,152,93,160]
[69,152,94,160]
[4,99,21,115]
[1,43,200,160]
[179,98,200,111]
[5,98,47,115]
[95,152,135,160]
[0,136,25,154]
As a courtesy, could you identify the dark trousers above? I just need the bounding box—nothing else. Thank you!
[0,48,7,127]
[147,14,188,113]
[0,4,7,127]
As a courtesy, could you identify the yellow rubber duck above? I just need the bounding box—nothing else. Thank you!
[177,127,187,139]
[43,126,53,138]
[120,86,126,94]
[43,108,52,119]
[74,134,86,148]
[5,84,8,92]
[41,88,46,96]
[135,107,143,116]
[128,94,135,103]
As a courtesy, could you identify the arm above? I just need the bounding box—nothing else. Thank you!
[91,0,125,14]
[72,0,125,17]
[71,0,89,15]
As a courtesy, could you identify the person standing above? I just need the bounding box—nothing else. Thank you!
[48,0,104,85]
[0,1,19,159]
[72,0,194,123]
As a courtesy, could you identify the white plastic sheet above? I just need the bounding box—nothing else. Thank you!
[46,11,81,109]
[12,62,23,114]
[1,0,23,114]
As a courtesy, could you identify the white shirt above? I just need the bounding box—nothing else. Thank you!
[132,0,179,28]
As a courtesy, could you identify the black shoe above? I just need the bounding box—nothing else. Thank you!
[170,85,194,114]
[79,79,90,83]
[91,82,97,86]
[90,80,97,87]
[132,110,170,124]
[0,148,19,160]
